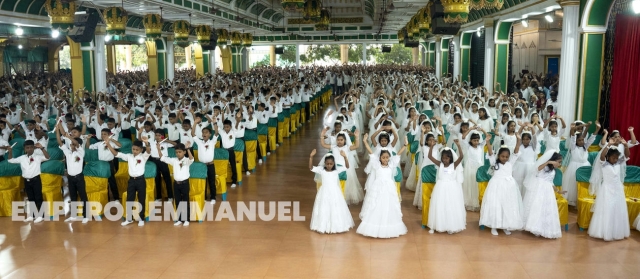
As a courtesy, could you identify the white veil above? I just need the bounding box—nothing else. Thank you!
[439,146,464,184]
[523,149,557,191]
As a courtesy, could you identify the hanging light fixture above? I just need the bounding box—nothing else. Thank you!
[104,7,128,36]
[173,20,191,48]
[230,31,242,46]
[196,25,213,46]
[45,0,76,33]
[470,0,504,10]
[303,0,322,21]
[315,8,330,30]
[15,27,23,36]
[217,28,229,46]
[143,13,163,40]
[441,0,470,23]
[282,0,305,12]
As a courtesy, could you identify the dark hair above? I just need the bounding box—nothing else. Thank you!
[606,147,621,163]
[478,108,489,120]
[378,133,390,144]
[24,140,34,146]
[324,155,337,170]
[168,113,177,118]
[132,140,143,148]
[379,150,391,160]
[521,132,532,141]
[424,133,435,144]
[101,128,111,134]
[75,138,84,146]
[494,140,511,171]
[546,152,562,172]
[175,143,187,151]
[469,132,481,145]
[223,119,232,126]
[441,149,453,164]
[154,128,164,135]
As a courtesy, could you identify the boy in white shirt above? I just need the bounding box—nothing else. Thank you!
[149,128,176,202]
[107,139,151,227]
[192,121,218,204]
[218,120,238,188]
[88,129,123,201]
[7,140,50,223]
[158,143,193,226]
[58,136,88,224]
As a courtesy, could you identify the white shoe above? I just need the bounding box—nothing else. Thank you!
[174,221,182,226]
[246,171,250,176]
[65,216,78,222]
[231,184,237,188]
[491,228,498,236]
[183,221,190,227]
[138,220,145,227]
[82,218,89,224]
[34,217,44,223]
[503,229,511,235]
[429,229,434,234]
[258,159,263,164]
[267,152,271,156]
[210,199,216,205]
[23,217,33,222]
[121,220,133,226]
[168,198,173,202]
[155,199,161,202]
[276,144,280,147]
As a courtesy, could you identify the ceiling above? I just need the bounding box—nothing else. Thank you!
[81,0,431,36]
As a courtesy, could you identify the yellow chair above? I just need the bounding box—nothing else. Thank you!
[245,130,258,172]
[0,161,24,216]
[121,161,156,221]
[213,149,229,200]
[41,161,65,219]
[623,166,640,225]
[421,165,437,227]
[283,108,291,138]
[258,124,268,160]
[576,166,595,230]
[82,161,111,216]
[554,170,569,231]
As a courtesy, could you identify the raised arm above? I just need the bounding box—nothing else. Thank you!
[309,149,316,170]
[453,140,464,168]
[363,133,373,154]
[319,127,331,149]
[427,142,440,165]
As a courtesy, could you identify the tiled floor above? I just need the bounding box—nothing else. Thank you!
[1,110,640,278]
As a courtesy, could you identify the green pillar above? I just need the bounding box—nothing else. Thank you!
[494,21,513,91]
[441,38,450,77]
[460,33,472,83]
[577,32,605,123]
[80,42,95,93]
[203,51,210,74]
[156,39,166,81]
[231,46,242,73]
[428,42,436,68]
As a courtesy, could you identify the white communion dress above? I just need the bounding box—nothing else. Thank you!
[310,165,355,234]
[523,168,562,239]
[479,153,524,231]
[427,163,466,234]
[357,154,408,238]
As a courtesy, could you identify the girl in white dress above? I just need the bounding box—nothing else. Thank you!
[459,128,489,211]
[426,140,466,234]
[363,131,395,193]
[357,137,408,238]
[563,121,596,206]
[542,116,566,152]
[513,128,537,198]
[522,150,563,239]
[320,128,363,205]
[588,139,630,241]
[479,136,524,236]
[598,127,638,183]
[309,149,355,234]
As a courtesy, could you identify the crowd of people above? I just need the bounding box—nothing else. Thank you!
[307,65,639,241]
[1,64,639,241]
